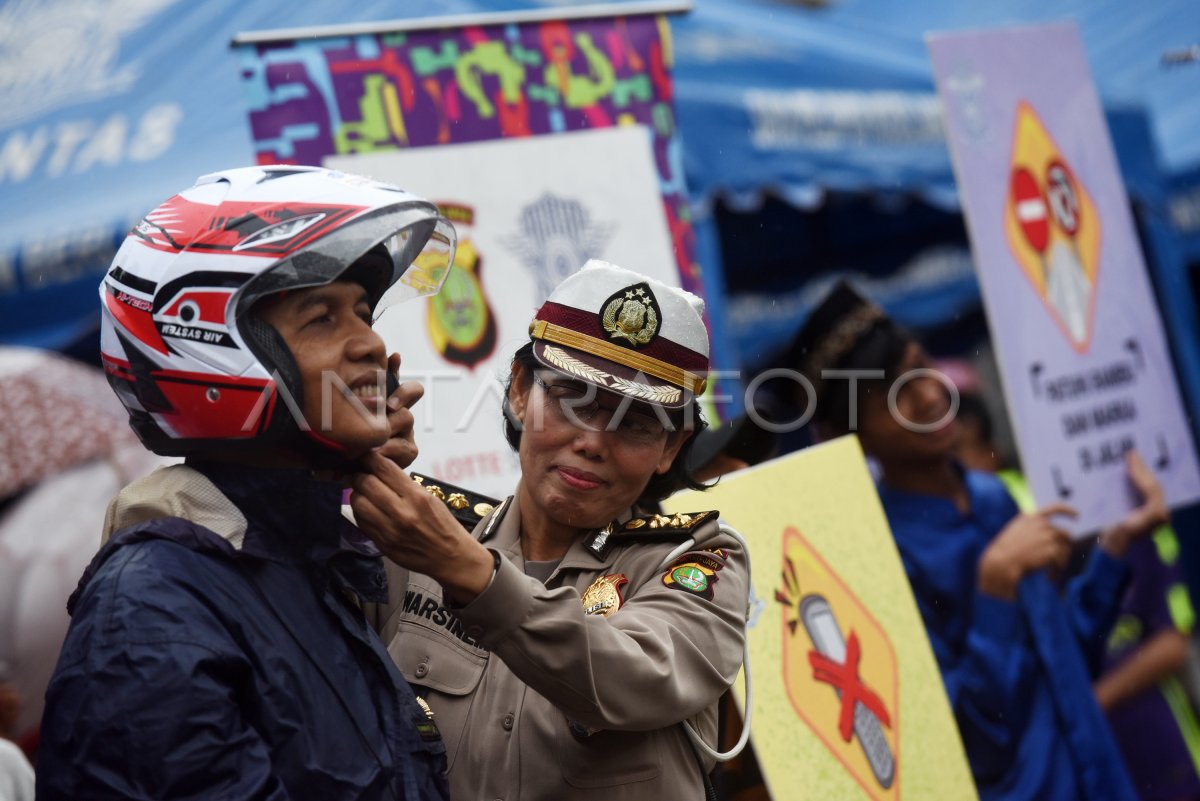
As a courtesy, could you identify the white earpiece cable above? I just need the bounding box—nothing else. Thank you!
[661,521,753,762]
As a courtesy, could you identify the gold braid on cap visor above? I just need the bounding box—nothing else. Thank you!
[528,320,708,395]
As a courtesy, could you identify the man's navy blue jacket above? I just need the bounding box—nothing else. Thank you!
[37,463,448,801]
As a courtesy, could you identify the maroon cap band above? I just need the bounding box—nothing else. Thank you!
[534,301,708,373]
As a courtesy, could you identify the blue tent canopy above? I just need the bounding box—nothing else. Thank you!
[1142,163,1200,437]
[673,0,956,210]
[672,0,1199,202]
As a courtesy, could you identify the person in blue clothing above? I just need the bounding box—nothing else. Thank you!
[787,281,1168,801]
[959,391,1200,801]
[37,166,457,801]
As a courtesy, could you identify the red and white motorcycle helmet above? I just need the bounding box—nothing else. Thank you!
[99,165,455,457]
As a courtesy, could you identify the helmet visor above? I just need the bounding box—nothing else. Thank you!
[375,215,456,318]
[235,202,456,321]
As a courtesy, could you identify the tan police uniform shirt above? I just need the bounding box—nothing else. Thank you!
[376,489,749,801]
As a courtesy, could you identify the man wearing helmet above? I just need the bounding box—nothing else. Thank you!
[37,166,455,801]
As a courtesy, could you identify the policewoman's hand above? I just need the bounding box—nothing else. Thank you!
[351,451,496,605]
[374,352,423,470]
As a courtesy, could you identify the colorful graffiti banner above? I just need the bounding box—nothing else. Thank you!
[235,12,698,292]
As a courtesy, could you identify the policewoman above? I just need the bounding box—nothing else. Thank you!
[351,260,748,800]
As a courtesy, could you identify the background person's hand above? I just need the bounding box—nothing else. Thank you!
[1098,450,1169,558]
[978,503,1076,601]
[374,353,424,470]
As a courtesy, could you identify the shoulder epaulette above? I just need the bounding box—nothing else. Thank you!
[584,510,719,559]
[409,473,502,532]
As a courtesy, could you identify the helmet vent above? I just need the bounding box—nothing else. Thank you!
[233,213,327,252]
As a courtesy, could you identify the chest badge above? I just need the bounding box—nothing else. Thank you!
[582,573,629,617]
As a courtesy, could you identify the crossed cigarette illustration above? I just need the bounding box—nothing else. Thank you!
[801,594,896,789]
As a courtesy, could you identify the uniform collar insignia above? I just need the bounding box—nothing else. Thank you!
[409,472,502,534]
[583,510,719,560]
[585,522,616,558]
[478,497,512,543]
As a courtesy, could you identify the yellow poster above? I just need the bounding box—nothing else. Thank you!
[664,436,976,800]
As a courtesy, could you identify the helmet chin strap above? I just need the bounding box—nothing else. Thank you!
[298,429,365,475]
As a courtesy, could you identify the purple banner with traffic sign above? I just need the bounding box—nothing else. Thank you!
[929,22,1200,534]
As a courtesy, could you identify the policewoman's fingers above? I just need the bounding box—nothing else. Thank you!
[387,381,424,414]
[359,450,417,492]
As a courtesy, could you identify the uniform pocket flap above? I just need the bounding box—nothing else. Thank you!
[390,622,487,695]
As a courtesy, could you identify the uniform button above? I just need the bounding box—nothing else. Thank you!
[502,713,514,731]
[415,662,429,678]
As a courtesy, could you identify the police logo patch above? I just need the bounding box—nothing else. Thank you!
[582,573,628,617]
[687,554,725,572]
[663,562,718,600]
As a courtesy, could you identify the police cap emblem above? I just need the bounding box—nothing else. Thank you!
[601,283,660,348]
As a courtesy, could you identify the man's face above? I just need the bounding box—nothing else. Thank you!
[855,342,961,468]
[507,364,687,532]
[257,281,390,458]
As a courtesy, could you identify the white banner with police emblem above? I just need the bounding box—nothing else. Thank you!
[327,125,679,498]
